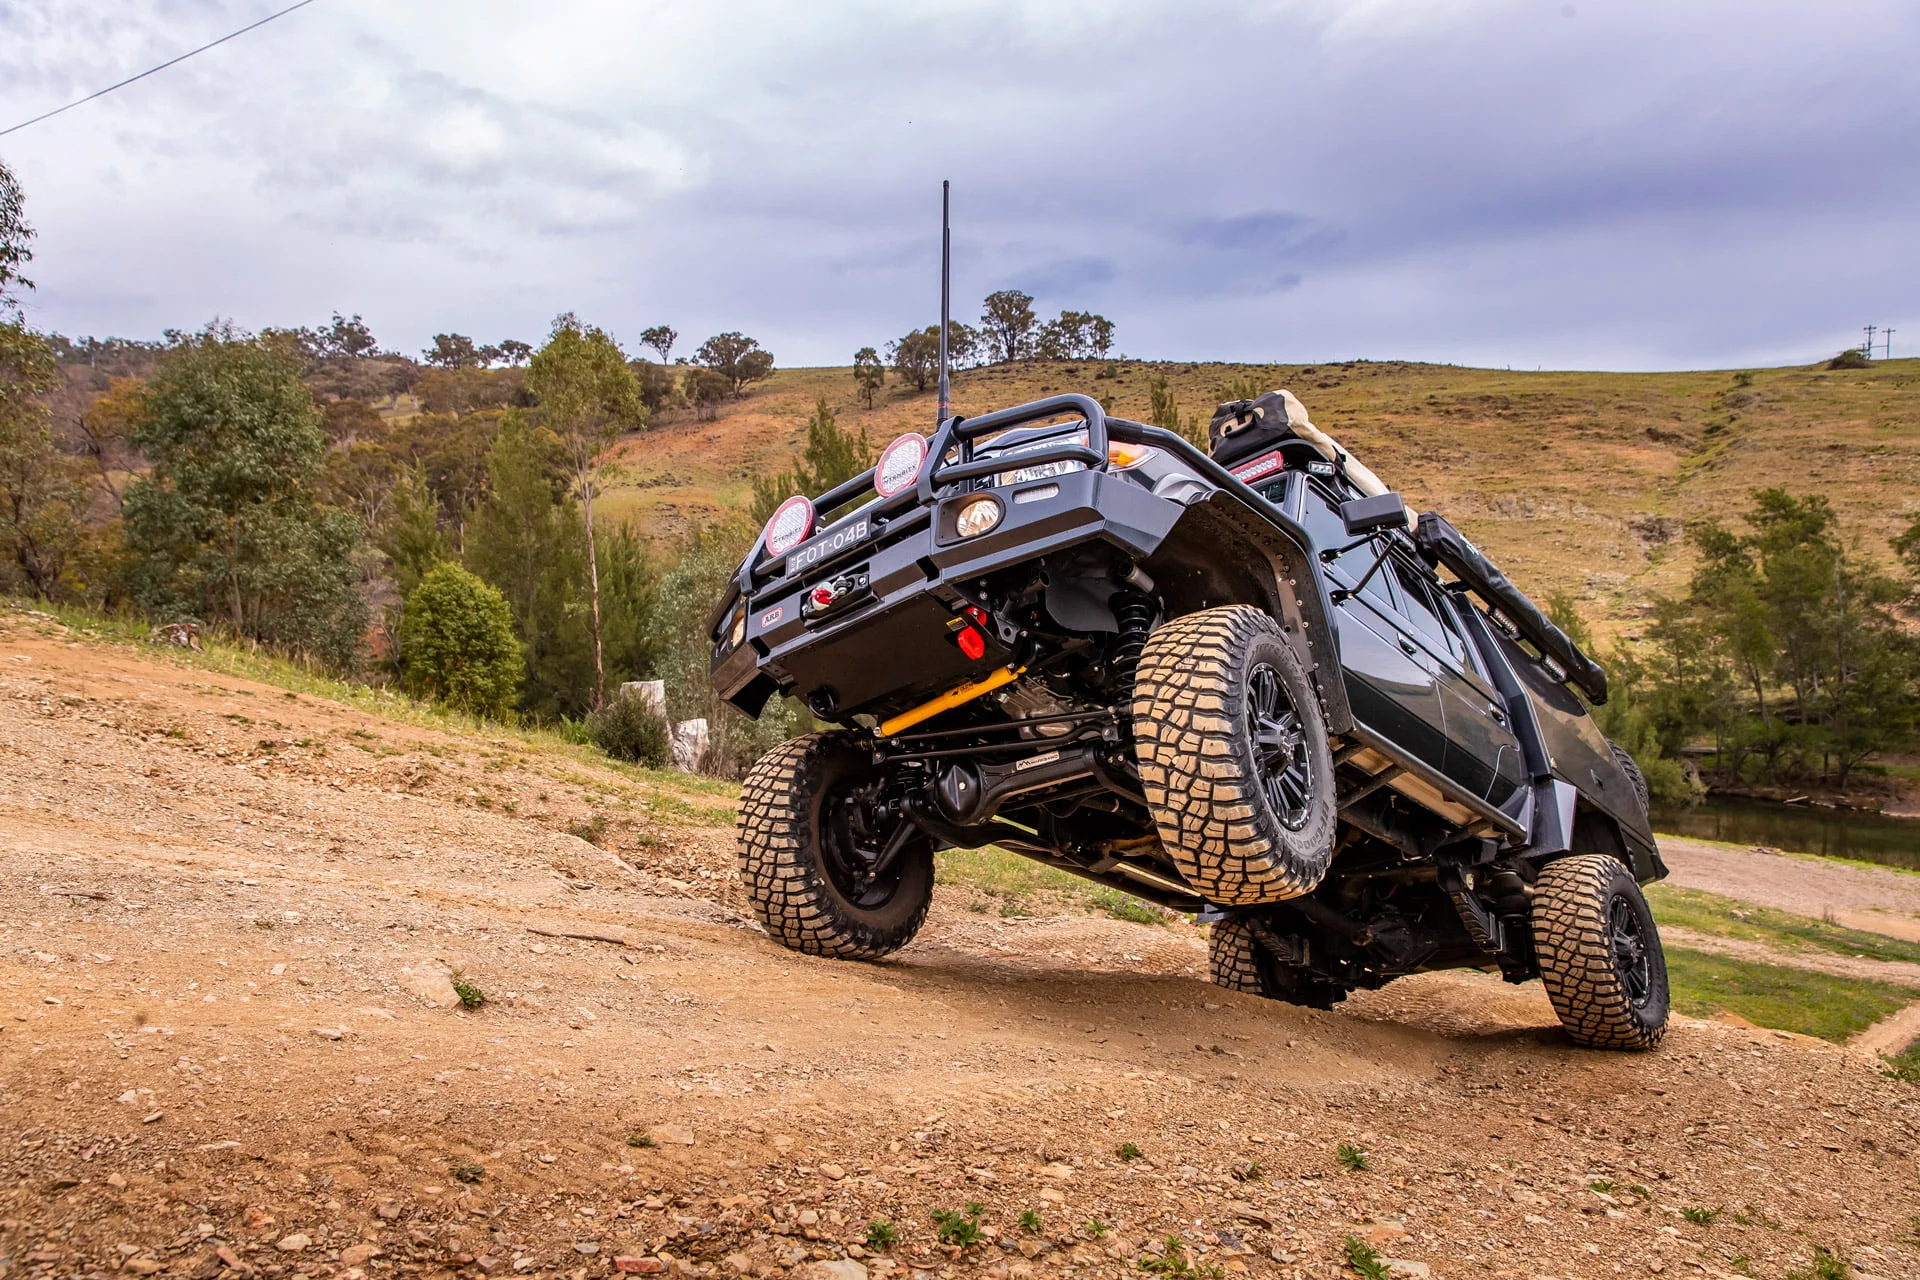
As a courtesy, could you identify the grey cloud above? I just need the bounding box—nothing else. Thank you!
[1,0,1915,369]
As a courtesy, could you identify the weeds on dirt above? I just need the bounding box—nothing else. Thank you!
[864,1220,898,1251]
[1341,1237,1392,1280]
[1230,1161,1263,1183]
[450,974,486,1009]
[1588,1179,1616,1192]
[626,1133,657,1149]
[569,813,610,846]
[1681,1206,1721,1226]
[449,1162,484,1184]
[1729,1256,1758,1278]
[1088,886,1168,925]
[1085,1219,1109,1239]
[1139,1236,1223,1280]
[1785,1246,1849,1280]
[251,919,274,930]
[1017,1210,1042,1233]
[1336,1142,1369,1171]
[1117,1142,1143,1161]
[931,1203,985,1248]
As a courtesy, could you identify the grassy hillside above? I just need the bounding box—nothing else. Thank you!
[600,357,1920,639]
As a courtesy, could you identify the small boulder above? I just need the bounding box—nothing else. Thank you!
[276,1234,311,1253]
[795,1263,866,1280]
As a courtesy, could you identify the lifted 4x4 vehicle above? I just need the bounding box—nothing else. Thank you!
[711,390,1670,1050]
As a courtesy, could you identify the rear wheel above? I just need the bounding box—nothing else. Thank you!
[1532,853,1669,1050]
[1134,606,1337,905]
[738,732,934,959]
[1206,919,1347,1009]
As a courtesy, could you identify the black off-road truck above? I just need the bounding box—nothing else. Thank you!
[709,391,1670,1049]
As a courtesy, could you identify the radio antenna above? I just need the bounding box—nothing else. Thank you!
[937,180,952,426]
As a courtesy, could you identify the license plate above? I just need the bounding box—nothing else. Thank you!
[784,515,871,575]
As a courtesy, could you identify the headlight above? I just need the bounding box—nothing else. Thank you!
[954,496,1002,538]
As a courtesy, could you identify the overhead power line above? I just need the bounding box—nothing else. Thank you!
[0,0,321,139]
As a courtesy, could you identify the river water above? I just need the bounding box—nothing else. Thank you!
[1650,795,1920,872]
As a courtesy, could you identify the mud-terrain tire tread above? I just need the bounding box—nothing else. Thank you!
[737,732,932,960]
[1608,740,1651,819]
[1207,919,1266,994]
[1532,853,1669,1051]
[1133,605,1338,905]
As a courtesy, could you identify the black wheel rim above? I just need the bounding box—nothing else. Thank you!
[819,778,915,910]
[1248,662,1313,831]
[1608,893,1653,1007]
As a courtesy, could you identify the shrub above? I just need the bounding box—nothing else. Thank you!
[1827,349,1871,370]
[587,684,671,766]
[398,563,523,719]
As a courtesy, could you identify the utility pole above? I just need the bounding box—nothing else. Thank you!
[1885,328,1896,359]
[1864,324,1877,358]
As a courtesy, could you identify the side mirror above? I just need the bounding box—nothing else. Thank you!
[1339,492,1408,537]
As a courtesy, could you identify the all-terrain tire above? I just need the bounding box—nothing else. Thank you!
[1206,918,1349,1009]
[1608,740,1651,819]
[1532,853,1669,1050]
[738,732,934,960]
[1207,919,1266,994]
[1134,606,1338,905]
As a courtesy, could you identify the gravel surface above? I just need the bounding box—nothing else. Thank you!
[3,613,1918,1280]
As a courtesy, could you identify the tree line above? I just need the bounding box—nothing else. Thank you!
[847,289,1117,408]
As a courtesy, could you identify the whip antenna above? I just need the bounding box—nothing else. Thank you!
[937,180,951,426]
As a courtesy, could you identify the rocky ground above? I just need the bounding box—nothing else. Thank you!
[3,611,1918,1280]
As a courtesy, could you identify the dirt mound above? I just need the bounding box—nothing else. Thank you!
[3,615,1917,1280]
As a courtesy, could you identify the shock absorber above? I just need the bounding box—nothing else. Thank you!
[1109,590,1154,699]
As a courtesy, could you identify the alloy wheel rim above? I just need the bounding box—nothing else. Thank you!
[820,779,908,909]
[1248,662,1314,831]
[1608,894,1652,1006]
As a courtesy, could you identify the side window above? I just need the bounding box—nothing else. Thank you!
[1298,480,1397,614]
[1391,560,1467,665]
[1433,587,1484,676]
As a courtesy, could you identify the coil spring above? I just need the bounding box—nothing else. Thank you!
[1110,591,1154,700]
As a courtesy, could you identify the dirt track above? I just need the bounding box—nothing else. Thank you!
[3,613,1918,1280]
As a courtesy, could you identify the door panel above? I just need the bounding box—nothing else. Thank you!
[1292,481,1449,778]
[1391,560,1527,809]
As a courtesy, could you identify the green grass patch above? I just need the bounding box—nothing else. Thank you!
[1647,884,1920,965]
[938,845,1085,897]
[938,845,1177,925]
[1665,947,1919,1042]
[644,791,735,827]
[1882,1040,1920,1084]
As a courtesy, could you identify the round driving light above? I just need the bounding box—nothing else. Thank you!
[763,495,814,557]
[954,496,1002,539]
[874,432,929,498]
[729,608,747,647]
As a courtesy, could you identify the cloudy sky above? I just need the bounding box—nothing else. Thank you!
[2,0,1915,370]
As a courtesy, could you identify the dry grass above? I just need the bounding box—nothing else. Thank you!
[601,356,1920,644]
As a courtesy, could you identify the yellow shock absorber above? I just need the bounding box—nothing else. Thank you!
[877,666,1025,738]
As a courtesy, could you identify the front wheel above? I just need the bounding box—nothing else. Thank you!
[738,732,934,959]
[1532,853,1669,1050]
[1134,606,1338,905]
